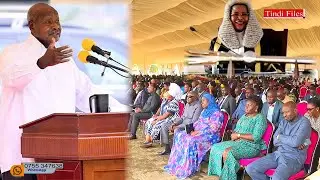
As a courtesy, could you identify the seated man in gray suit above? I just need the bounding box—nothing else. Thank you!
[246,102,311,180]
[261,89,284,127]
[128,83,161,140]
[217,86,236,116]
[159,91,202,155]
[132,81,149,109]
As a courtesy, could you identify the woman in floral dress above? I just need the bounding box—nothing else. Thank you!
[164,93,224,179]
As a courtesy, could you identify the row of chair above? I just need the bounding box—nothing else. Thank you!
[299,86,320,99]
[139,99,319,179]
[238,122,319,180]
[217,103,319,179]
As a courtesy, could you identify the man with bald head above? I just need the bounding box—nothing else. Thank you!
[0,3,125,179]
[159,91,202,155]
[246,101,311,180]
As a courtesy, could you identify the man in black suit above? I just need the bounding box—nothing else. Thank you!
[304,85,319,101]
[218,86,236,116]
[128,83,161,139]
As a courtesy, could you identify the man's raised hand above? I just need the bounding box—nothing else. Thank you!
[37,38,73,69]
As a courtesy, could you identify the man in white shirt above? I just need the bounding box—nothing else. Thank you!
[0,3,126,179]
[181,82,192,104]
[261,89,284,128]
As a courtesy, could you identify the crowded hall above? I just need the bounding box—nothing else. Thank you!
[128,0,320,179]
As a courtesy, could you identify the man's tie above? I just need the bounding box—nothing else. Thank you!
[269,103,275,107]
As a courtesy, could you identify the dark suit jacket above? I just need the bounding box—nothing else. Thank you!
[261,101,284,127]
[133,88,149,109]
[141,92,161,114]
[304,94,320,101]
[218,95,236,116]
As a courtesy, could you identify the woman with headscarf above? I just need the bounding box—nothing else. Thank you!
[143,83,182,147]
[164,93,224,179]
[208,95,267,180]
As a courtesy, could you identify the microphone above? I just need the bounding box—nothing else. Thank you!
[78,51,130,74]
[82,38,111,56]
[189,26,240,56]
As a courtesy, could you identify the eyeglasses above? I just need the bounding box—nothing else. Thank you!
[307,107,315,111]
[231,13,249,17]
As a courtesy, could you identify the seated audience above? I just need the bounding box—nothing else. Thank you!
[305,97,320,170]
[208,95,267,180]
[218,86,236,116]
[132,81,149,109]
[234,86,244,106]
[197,82,210,100]
[143,83,182,147]
[246,101,311,180]
[159,91,202,155]
[191,80,199,91]
[164,93,223,179]
[277,87,293,104]
[128,83,161,139]
[304,85,319,101]
[254,85,262,98]
[305,97,320,132]
[160,81,170,98]
[232,87,254,121]
[181,82,192,104]
[261,89,284,127]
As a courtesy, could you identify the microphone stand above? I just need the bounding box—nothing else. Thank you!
[101,52,109,76]
[100,50,131,77]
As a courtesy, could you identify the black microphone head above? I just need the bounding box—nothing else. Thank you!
[190,26,196,32]
[91,45,105,56]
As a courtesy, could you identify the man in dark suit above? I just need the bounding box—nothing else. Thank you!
[261,89,284,127]
[232,87,254,120]
[132,81,149,109]
[218,86,236,116]
[128,83,161,139]
[197,82,209,100]
[304,85,319,101]
[234,86,245,106]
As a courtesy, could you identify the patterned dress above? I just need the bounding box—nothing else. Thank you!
[164,111,224,179]
[208,113,267,180]
[145,99,179,140]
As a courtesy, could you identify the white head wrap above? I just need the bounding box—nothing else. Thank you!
[218,0,263,49]
[168,83,183,100]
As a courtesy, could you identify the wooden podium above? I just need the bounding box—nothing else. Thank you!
[19,113,130,180]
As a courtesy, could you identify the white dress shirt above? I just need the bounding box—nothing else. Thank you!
[0,35,127,172]
[261,88,268,103]
[267,102,276,123]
